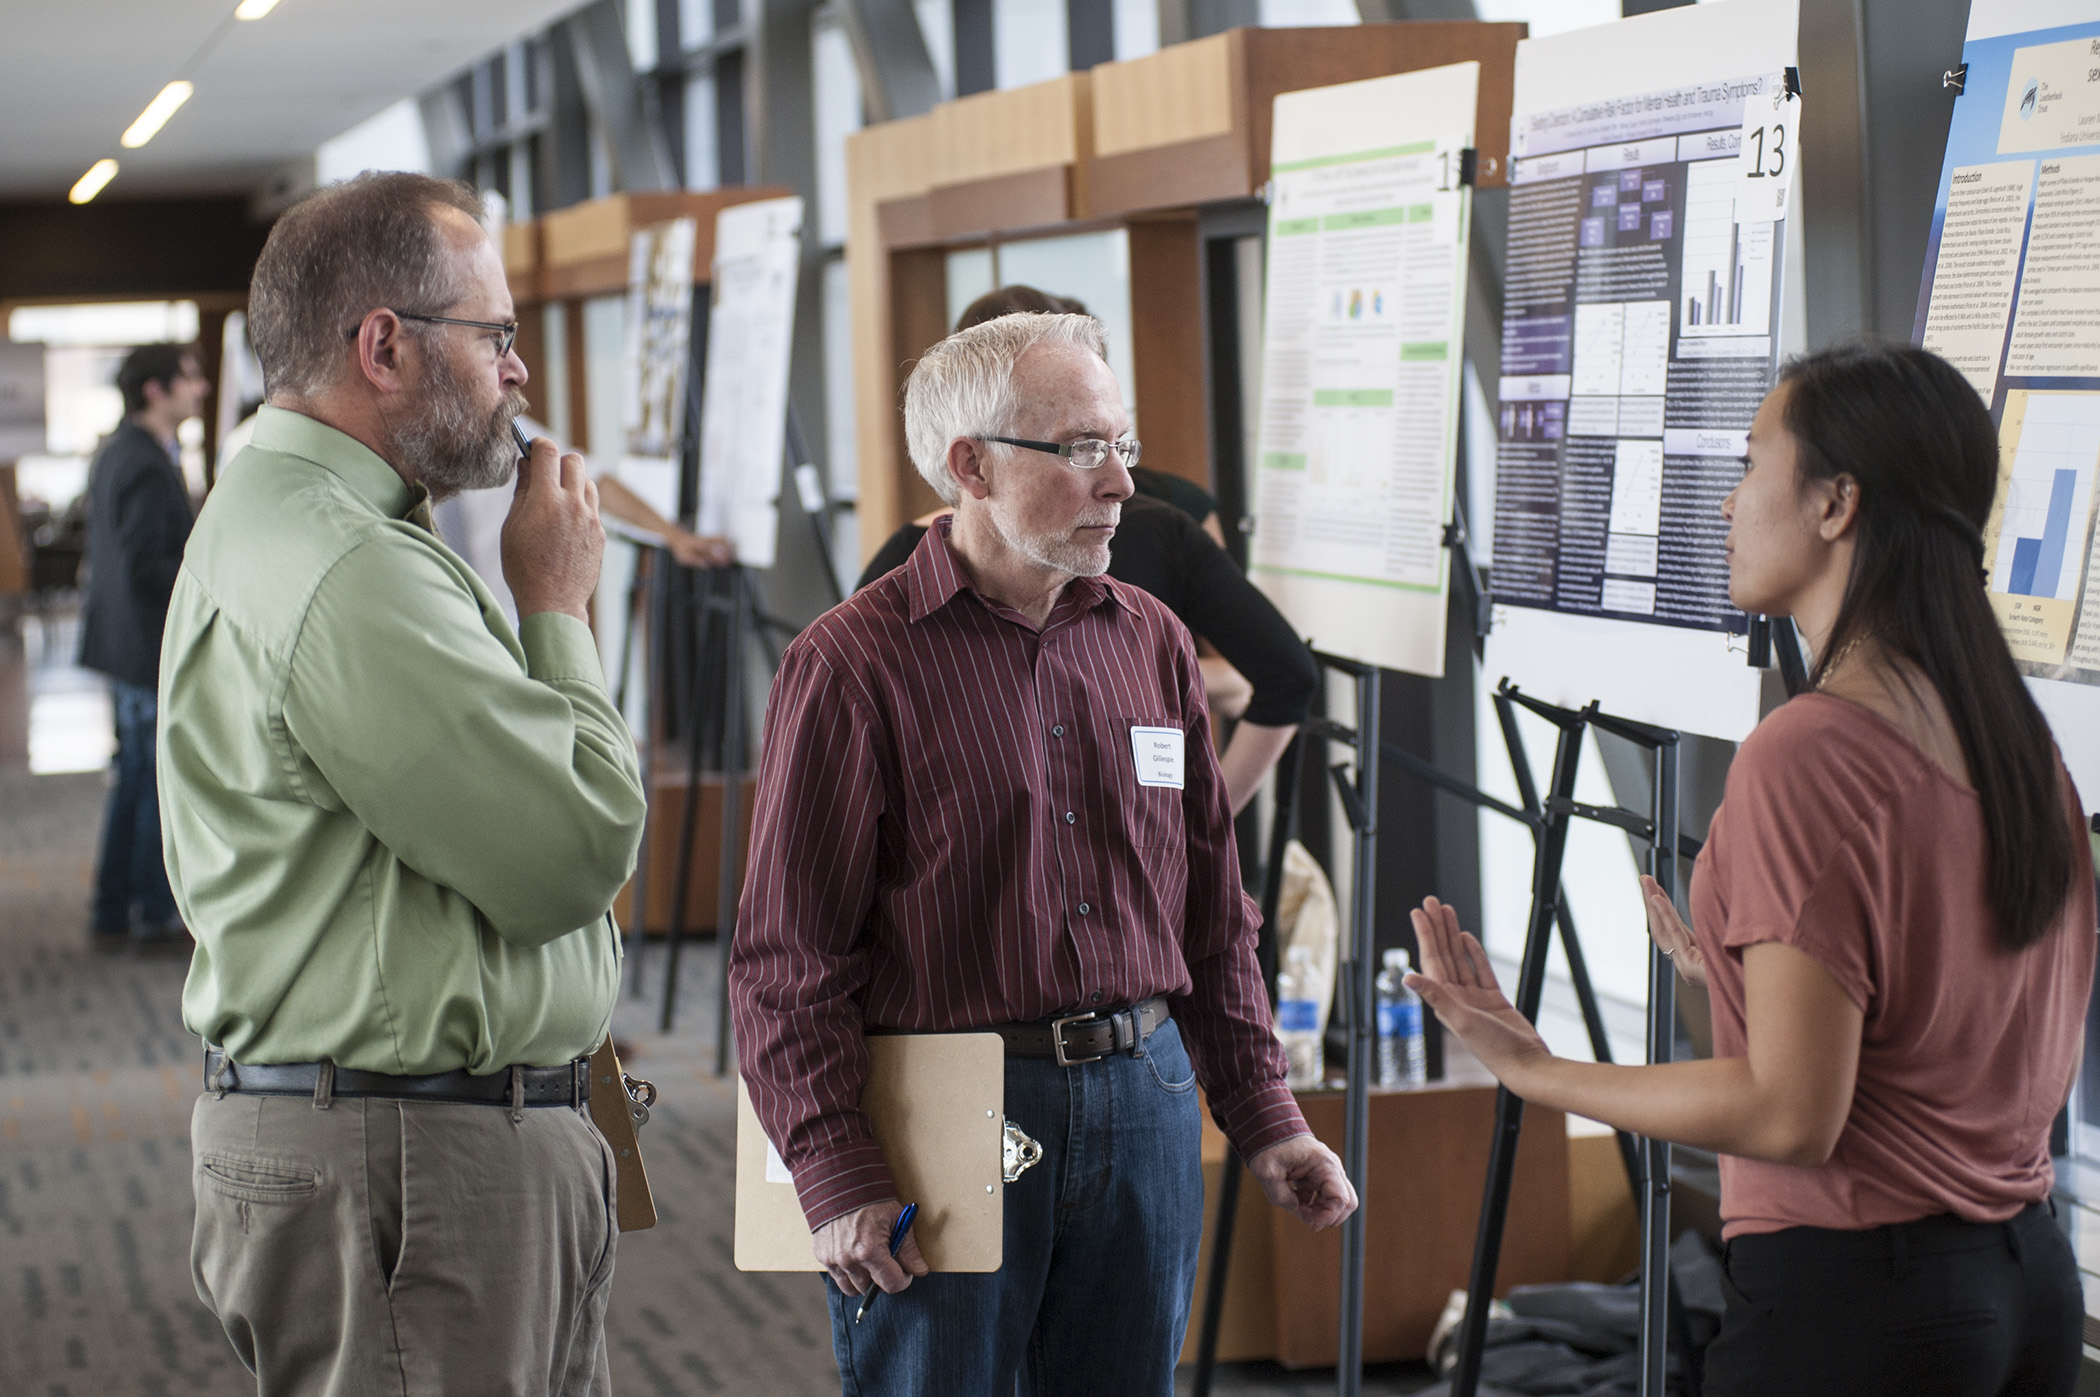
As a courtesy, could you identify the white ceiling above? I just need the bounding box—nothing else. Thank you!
[0,0,590,200]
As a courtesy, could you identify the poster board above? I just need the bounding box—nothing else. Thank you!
[734,1032,1005,1273]
[697,195,804,569]
[1249,62,1478,678]
[1912,0,2100,804]
[1481,0,1802,742]
[617,217,699,520]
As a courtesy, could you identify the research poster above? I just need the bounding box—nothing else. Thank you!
[1250,61,1477,678]
[617,217,698,521]
[1483,0,1800,741]
[1915,2,2100,682]
[697,196,803,570]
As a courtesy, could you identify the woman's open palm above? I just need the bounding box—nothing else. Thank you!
[1638,875,1707,988]
[1405,897,1549,1082]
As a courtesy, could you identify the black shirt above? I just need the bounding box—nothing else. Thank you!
[855,494,1315,728]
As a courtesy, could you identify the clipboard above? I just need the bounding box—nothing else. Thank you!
[734,1032,1004,1272]
[586,1038,657,1231]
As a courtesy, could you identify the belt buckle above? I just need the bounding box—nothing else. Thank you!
[1049,1010,1105,1067]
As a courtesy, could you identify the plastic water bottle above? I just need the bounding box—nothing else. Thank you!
[1377,948,1428,1088]
[1277,945,1324,1089]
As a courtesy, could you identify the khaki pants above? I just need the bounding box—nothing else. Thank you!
[190,1088,618,1397]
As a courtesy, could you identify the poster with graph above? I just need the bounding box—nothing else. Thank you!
[1249,61,1476,677]
[1914,3,2100,688]
[1480,0,1799,741]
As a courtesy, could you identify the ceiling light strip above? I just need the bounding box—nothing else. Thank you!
[233,0,281,18]
[70,159,119,205]
[121,80,195,148]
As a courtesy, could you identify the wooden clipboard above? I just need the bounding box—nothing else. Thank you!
[734,1032,1004,1271]
[586,1038,657,1231]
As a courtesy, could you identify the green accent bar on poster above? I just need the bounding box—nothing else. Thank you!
[1273,217,1319,236]
[1261,451,1308,471]
[1406,202,1435,222]
[1271,141,1437,173]
[1313,389,1394,408]
[1400,342,1448,362]
[1322,207,1408,231]
[1250,563,1443,594]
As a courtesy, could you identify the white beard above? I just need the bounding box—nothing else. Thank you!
[987,494,1116,577]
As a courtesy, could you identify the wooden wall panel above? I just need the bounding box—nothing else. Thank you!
[846,115,943,557]
[1127,216,1210,491]
[889,248,952,528]
[1269,1086,1569,1367]
[1093,32,1242,158]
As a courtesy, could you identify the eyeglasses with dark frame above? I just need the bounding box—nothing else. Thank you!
[983,435,1142,471]
[343,309,519,358]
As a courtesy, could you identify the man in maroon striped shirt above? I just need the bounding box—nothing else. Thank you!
[730,312,1355,1394]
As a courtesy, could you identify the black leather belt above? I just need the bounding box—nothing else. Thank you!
[992,997,1170,1066]
[203,1049,589,1109]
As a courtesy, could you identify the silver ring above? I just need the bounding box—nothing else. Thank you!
[1661,947,1675,958]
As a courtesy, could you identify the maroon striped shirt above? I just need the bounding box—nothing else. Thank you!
[729,520,1306,1227]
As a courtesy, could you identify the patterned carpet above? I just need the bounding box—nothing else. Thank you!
[0,761,1430,1397]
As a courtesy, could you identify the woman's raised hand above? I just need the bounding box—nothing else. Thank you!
[1405,897,1550,1084]
[1638,875,1707,988]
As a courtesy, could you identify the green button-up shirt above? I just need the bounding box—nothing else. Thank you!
[162,407,646,1073]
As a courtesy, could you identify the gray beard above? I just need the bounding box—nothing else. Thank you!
[988,495,1115,577]
[387,351,524,501]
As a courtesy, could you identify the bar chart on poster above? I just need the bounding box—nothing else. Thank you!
[1248,61,1477,678]
[1912,1,2100,797]
[1481,0,1799,741]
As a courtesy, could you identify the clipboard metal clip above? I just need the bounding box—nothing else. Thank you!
[1002,1119,1043,1183]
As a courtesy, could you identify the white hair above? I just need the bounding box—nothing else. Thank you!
[902,312,1110,506]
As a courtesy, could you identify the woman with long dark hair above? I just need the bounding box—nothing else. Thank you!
[1411,341,2095,1395]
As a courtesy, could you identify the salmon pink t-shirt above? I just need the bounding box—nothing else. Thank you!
[1691,694,2095,1239]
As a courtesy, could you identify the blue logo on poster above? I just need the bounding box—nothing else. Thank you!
[2020,78,2038,120]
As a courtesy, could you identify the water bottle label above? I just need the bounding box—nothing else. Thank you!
[1376,1003,1400,1037]
[1395,1001,1422,1037]
[1277,999,1319,1032]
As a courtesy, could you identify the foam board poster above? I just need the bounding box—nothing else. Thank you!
[1912,0,2100,802]
[1482,0,1801,742]
[697,196,804,570]
[1249,62,1478,678]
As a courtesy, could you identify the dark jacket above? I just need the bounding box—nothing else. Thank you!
[79,421,194,689]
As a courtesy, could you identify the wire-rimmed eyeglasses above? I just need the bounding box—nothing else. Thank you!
[344,310,518,358]
[983,435,1142,471]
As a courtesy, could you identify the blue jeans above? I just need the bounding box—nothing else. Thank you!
[93,680,176,933]
[826,1018,1205,1397]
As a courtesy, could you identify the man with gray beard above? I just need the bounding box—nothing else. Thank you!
[159,172,645,1394]
[732,313,1354,1396]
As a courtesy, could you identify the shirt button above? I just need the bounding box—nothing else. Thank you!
[1090,990,1104,1004]
[1051,725,1065,737]
[1078,903,1091,915]
[1064,811,1076,824]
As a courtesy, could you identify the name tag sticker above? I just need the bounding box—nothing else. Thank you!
[1129,726,1185,790]
[764,1138,793,1184]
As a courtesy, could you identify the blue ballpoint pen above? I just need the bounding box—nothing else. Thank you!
[854,1203,918,1324]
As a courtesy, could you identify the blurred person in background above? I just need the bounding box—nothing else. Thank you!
[79,342,208,951]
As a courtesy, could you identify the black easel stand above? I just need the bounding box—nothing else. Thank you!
[1303,652,1383,1397]
[656,564,754,1054]
[1189,660,1382,1397]
[1448,684,1691,1397]
[1190,732,1307,1397]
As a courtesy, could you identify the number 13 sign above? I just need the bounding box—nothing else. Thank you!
[1736,78,1801,222]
